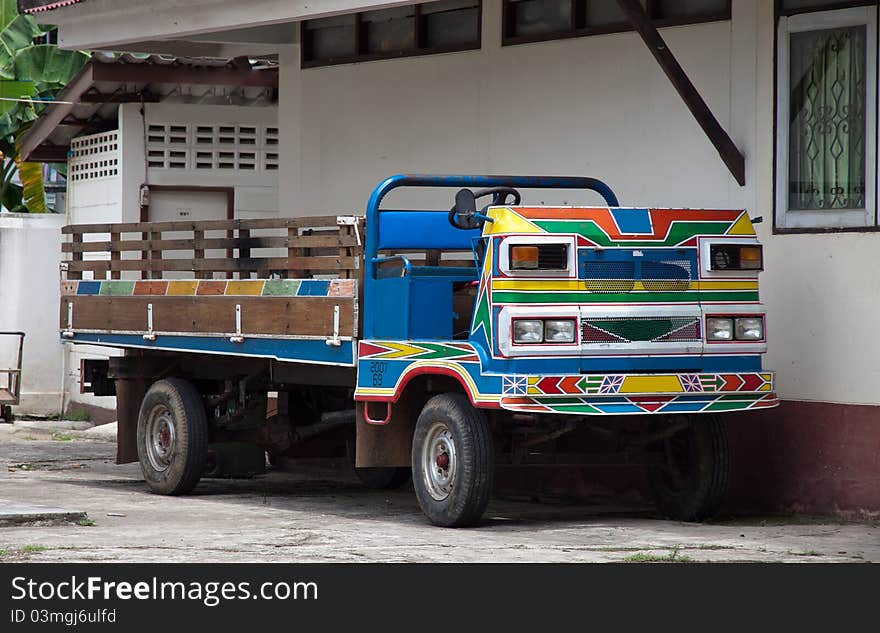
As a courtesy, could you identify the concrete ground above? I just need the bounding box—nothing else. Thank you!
[0,423,877,563]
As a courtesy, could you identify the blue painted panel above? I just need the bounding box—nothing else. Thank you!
[369,278,412,339]
[76,281,102,295]
[66,333,356,366]
[611,208,652,234]
[368,277,458,340]
[297,280,330,296]
[378,211,480,251]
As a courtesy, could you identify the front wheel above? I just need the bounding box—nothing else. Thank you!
[648,414,729,522]
[412,393,493,527]
[136,378,208,495]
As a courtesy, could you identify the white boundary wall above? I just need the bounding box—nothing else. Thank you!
[0,213,65,415]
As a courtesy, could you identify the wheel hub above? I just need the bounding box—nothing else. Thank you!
[145,405,177,472]
[422,422,457,501]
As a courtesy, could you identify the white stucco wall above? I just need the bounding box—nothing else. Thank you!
[272,0,876,406]
[0,213,65,415]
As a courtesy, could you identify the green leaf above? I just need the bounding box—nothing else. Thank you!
[0,0,19,33]
[14,45,88,86]
[15,157,46,213]
[0,15,43,77]
[0,79,33,117]
[1,179,22,212]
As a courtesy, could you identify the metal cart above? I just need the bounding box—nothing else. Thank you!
[0,331,24,423]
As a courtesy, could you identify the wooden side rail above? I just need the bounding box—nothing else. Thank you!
[61,216,364,281]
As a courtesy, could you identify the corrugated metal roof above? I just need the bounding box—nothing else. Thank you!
[19,0,86,14]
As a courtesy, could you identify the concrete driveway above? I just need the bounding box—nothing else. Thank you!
[0,425,876,563]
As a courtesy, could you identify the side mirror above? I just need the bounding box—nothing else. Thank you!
[451,189,480,229]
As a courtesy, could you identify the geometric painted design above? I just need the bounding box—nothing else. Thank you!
[599,375,624,394]
[517,372,773,397]
[358,341,480,363]
[500,391,779,416]
[61,278,357,298]
[502,375,527,396]
[681,374,703,392]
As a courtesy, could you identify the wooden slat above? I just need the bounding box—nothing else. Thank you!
[66,256,359,274]
[60,296,355,338]
[109,231,121,280]
[62,215,346,235]
[61,235,354,253]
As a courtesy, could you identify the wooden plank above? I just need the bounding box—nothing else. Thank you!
[615,0,746,186]
[109,231,121,280]
[66,256,360,274]
[62,215,347,235]
[63,234,361,253]
[60,296,356,338]
[193,229,207,280]
[69,234,83,280]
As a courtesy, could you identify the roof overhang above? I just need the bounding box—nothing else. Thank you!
[19,0,86,13]
[20,57,279,162]
[23,0,433,52]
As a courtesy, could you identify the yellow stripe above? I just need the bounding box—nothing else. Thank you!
[491,280,758,291]
[225,281,265,296]
[621,375,683,394]
[167,280,198,296]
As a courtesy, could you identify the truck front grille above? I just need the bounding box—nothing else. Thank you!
[581,316,701,344]
[580,257,693,293]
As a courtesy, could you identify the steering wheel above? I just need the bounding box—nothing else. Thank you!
[448,187,522,230]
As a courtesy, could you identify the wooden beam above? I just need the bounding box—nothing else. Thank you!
[77,90,162,104]
[27,144,70,163]
[615,0,746,186]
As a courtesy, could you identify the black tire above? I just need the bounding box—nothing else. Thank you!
[411,393,493,527]
[355,467,412,490]
[648,414,729,522]
[136,378,208,495]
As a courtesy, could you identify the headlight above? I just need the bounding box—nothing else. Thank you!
[734,317,764,341]
[513,320,544,343]
[706,316,765,341]
[544,319,576,343]
[706,317,734,341]
[709,244,763,271]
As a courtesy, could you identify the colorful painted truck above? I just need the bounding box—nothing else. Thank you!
[61,175,776,527]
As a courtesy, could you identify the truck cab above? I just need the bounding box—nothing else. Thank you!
[355,175,776,526]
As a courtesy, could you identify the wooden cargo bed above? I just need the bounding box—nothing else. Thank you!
[59,216,363,366]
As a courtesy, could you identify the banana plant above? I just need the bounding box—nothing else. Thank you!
[0,0,87,212]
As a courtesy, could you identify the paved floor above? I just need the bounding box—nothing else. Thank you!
[0,425,877,563]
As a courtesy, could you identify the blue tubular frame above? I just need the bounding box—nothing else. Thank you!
[363,174,620,339]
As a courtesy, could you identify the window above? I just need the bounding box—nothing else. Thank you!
[302,1,481,67]
[776,6,877,231]
[502,0,730,45]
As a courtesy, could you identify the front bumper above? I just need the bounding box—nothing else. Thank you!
[499,371,778,415]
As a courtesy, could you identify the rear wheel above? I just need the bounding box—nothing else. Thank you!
[648,414,729,522]
[137,378,208,495]
[412,393,493,527]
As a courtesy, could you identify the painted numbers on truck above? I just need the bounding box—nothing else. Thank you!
[370,362,388,387]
